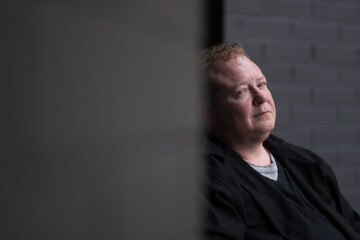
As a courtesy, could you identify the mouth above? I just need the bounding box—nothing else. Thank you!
[253,111,270,118]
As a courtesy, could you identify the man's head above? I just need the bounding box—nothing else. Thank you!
[201,43,276,145]
[201,43,248,104]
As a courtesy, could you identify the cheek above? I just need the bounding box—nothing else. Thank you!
[271,98,276,111]
[267,92,276,107]
[213,102,234,123]
[233,103,251,121]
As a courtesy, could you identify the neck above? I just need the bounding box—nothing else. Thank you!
[211,130,271,166]
[233,143,271,166]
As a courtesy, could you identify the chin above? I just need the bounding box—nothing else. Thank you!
[256,124,275,134]
[255,126,274,141]
[244,130,271,144]
[259,131,271,141]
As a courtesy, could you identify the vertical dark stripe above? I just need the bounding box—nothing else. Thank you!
[203,0,223,48]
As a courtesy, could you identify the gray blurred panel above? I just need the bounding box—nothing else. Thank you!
[1,1,201,240]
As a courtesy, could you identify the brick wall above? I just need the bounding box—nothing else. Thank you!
[224,0,360,213]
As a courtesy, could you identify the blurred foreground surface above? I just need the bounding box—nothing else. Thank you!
[1,1,201,239]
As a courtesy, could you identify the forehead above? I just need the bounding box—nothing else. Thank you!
[216,56,263,88]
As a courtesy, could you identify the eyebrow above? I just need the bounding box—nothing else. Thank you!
[257,75,265,81]
[229,75,266,91]
[232,76,266,88]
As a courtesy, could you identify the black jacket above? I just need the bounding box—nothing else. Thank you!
[203,134,360,239]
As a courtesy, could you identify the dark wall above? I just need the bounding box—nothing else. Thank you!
[224,0,360,212]
[1,2,201,239]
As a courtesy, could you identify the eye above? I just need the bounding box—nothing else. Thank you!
[235,88,247,98]
[258,82,267,88]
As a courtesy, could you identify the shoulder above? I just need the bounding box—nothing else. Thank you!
[202,133,231,178]
[202,133,244,202]
[201,135,247,238]
[265,134,324,165]
[266,134,339,194]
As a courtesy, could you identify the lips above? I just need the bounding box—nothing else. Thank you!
[253,111,270,118]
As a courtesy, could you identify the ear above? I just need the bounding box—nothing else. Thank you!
[203,103,217,128]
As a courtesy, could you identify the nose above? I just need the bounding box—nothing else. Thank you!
[252,89,267,106]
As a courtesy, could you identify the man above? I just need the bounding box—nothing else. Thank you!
[201,43,360,239]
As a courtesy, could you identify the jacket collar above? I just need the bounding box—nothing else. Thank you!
[205,132,315,164]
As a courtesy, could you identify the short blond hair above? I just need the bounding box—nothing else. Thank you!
[201,43,249,103]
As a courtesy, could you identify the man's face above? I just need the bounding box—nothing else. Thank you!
[210,55,276,143]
